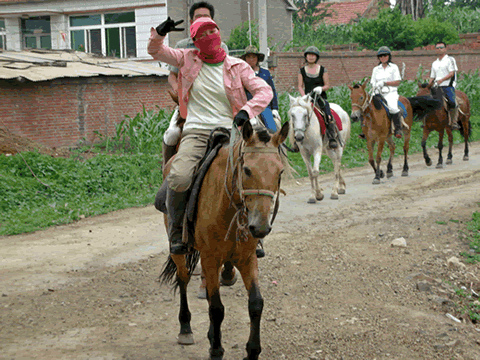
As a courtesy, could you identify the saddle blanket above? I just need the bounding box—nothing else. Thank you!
[313,107,343,136]
[381,101,407,119]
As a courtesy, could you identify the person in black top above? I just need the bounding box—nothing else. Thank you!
[298,46,338,149]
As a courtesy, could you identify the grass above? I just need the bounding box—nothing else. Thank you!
[460,211,480,264]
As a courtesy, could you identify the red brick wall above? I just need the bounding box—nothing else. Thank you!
[0,76,176,149]
[270,49,480,92]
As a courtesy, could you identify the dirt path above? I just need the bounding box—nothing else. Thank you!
[2,144,480,360]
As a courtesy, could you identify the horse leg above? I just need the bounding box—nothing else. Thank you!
[171,254,195,345]
[421,129,432,167]
[301,150,318,204]
[436,130,444,169]
[462,118,470,161]
[401,124,411,177]
[373,141,385,185]
[313,148,324,201]
[237,258,263,360]
[329,150,341,199]
[386,137,395,178]
[446,127,454,165]
[366,140,377,179]
[203,258,225,360]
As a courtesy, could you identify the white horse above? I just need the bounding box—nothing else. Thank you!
[288,94,351,203]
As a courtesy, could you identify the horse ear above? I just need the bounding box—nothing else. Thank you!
[272,122,289,147]
[417,80,422,88]
[361,80,368,89]
[301,94,310,103]
[347,85,353,91]
[242,120,253,142]
[288,94,296,106]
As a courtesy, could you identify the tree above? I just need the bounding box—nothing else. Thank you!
[396,0,425,21]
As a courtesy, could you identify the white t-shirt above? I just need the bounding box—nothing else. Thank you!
[185,62,233,131]
[431,54,458,87]
[370,63,401,93]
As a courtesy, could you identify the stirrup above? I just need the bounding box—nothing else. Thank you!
[328,138,338,149]
[451,122,460,130]
[394,129,403,138]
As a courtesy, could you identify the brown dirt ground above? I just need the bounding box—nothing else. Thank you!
[1,136,480,359]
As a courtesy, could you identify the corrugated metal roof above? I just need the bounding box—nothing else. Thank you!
[0,49,168,82]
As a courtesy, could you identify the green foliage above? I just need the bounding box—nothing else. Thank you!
[285,22,355,51]
[353,9,422,50]
[414,16,460,47]
[460,211,480,264]
[426,5,480,34]
[93,105,172,154]
[0,151,162,235]
[457,69,480,114]
[225,21,259,51]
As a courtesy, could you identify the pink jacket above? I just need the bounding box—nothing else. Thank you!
[147,29,273,120]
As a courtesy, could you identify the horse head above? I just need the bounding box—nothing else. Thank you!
[348,82,368,122]
[237,120,289,238]
[288,94,313,143]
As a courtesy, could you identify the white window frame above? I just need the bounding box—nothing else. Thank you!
[69,13,136,58]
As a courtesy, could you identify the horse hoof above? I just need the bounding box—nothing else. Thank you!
[307,198,316,204]
[379,170,385,178]
[330,194,339,200]
[463,156,469,161]
[316,194,324,201]
[220,271,237,287]
[401,171,408,177]
[197,286,207,299]
[426,160,432,167]
[446,159,452,165]
[372,178,381,185]
[177,333,195,345]
[435,163,443,169]
[338,188,346,195]
[386,172,393,179]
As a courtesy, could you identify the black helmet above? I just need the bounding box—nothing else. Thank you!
[377,46,391,56]
[304,46,320,59]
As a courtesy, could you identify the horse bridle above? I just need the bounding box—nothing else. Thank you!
[290,104,313,133]
[351,90,372,113]
[224,141,283,242]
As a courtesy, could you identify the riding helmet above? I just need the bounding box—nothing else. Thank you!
[377,46,391,56]
[304,46,320,60]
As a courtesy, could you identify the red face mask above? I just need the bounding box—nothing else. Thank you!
[194,32,226,64]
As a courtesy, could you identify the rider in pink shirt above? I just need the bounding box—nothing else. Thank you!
[148,17,273,255]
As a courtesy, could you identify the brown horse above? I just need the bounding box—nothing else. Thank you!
[348,82,413,184]
[413,82,471,168]
[160,121,289,360]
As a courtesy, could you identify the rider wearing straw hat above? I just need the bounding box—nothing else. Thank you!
[370,46,403,138]
[148,16,273,255]
[241,45,280,132]
[298,46,338,149]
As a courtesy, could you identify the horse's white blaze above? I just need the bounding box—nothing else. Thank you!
[288,96,351,202]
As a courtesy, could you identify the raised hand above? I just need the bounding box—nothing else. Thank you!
[156,17,185,36]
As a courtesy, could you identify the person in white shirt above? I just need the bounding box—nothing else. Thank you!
[370,46,403,138]
[428,41,459,129]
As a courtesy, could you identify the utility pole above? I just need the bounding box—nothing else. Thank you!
[258,0,268,67]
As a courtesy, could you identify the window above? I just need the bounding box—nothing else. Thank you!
[21,16,51,50]
[69,12,136,58]
[0,19,5,50]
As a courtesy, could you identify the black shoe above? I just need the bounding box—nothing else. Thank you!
[358,133,366,140]
[256,248,265,258]
[166,189,190,255]
[451,122,460,130]
[328,138,338,149]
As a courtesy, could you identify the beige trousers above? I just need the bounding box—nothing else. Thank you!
[166,129,212,192]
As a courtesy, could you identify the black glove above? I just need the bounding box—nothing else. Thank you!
[233,110,249,127]
[156,17,185,37]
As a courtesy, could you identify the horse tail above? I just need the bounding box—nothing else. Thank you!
[458,118,472,142]
[159,250,201,290]
[407,96,442,120]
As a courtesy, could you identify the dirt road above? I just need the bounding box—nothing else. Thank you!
[2,144,480,360]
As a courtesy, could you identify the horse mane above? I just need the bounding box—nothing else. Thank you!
[419,83,429,89]
[372,95,384,110]
[353,84,362,89]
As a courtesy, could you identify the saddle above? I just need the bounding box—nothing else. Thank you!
[373,94,407,120]
[154,128,230,225]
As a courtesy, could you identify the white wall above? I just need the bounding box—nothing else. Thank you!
[50,15,69,50]
[135,6,168,59]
